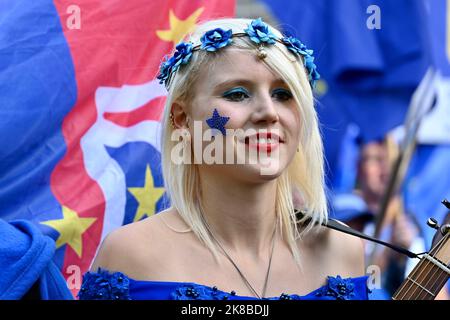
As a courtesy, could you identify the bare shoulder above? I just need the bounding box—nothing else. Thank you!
[90,208,188,278]
[326,222,366,277]
[301,221,366,278]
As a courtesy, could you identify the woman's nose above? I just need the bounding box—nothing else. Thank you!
[251,93,279,124]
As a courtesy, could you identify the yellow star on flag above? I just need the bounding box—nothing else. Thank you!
[128,164,165,222]
[314,79,328,97]
[156,7,204,46]
[41,206,96,258]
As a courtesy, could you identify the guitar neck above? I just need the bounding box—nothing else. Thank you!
[393,233,450,300]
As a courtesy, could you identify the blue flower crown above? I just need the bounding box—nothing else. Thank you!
[157,18,320,89]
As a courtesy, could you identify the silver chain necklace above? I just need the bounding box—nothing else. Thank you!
[201,214,278,299]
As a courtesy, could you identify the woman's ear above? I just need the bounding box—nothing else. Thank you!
[171,102,190,129]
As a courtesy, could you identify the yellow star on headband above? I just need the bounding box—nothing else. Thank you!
[156,7,204,46]
[41,206,96,258]
[128,164,165,222]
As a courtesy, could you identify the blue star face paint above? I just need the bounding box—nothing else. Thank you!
[205,108,230,136]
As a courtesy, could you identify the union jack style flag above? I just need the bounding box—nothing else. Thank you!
[0,0,235,297]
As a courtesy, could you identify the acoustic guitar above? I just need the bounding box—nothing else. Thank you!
[392,214,450,300]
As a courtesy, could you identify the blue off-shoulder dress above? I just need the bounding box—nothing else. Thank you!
[78,269,370,300]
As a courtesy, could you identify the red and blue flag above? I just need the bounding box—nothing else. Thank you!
[0,0,234,297]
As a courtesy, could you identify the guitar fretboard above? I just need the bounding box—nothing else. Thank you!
[393,234,450,300]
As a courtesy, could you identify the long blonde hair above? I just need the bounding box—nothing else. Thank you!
[160,18,327,265]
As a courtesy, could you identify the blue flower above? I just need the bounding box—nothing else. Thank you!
[157,56,173,84]
[155,20,319,90]
[109,272,130,300]
[304,54,320,86]
[244,18,277,44]
[171,284,231,300]
[157,42,193,85]
[315,275,356,300]
[200,28,233,52]
[171,42,194,70]
[281,36,320,88]
[78,268,131,300]
[281,36,313,56]
[279,293,294,300]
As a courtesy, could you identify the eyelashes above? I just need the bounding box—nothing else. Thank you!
[222,87,250,102]
[272,88,293,101]
[222,87,293,102]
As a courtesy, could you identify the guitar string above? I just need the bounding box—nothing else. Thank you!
[414,234,449,299]
[398,256,426,300]
[399,233,448,300]
[418,234,449,299]
[424,228,450,298]
[395,239,430,299]
[428,265,450,300]
[398,251,430,299]
[401,235,446,300]
[435,266,450,298]
[397,235,441,299]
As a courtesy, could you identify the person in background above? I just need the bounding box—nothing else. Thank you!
[359,138,426,293]
[332,137,425,298]
[331,193,373,233]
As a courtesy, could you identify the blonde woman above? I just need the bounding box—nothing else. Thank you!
[79,18,368,300]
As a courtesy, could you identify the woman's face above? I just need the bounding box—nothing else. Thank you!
[358,142,389,198]
[185,49,301,183]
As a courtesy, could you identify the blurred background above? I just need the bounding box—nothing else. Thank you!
[0,0,449,299]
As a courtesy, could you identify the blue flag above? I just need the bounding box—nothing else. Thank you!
[402,0,450,249]
[424,0,450,76]
[403,145,450,247]
[262,0,429,186]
